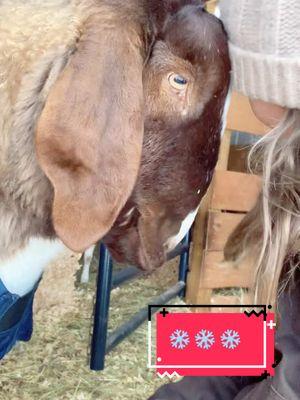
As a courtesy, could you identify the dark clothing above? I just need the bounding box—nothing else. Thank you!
[149,272,300,400]
[0,279,37,359]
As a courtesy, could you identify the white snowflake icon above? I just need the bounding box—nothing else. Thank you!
[221,329,240,349]
[195,329,215,350]
[170,329,190,349]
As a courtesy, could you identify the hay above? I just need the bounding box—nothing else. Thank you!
[0,253,183,400]
[34,249,80,315]
[0,247,245,400]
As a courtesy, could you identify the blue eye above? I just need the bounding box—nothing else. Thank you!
[168,73,188,90]
[174,76,187,85]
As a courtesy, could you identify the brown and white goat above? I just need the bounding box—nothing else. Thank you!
[0,0,230,294]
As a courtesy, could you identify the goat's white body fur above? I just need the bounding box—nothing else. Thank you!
[0,238,66,296]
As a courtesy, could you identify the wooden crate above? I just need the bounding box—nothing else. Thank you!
[210,170,261,212]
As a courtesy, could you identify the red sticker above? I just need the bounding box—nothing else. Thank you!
[149,307,275,378]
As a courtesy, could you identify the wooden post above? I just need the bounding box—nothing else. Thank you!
[186,130,232,308]
[206,0,218,14]
[216,130,231,170]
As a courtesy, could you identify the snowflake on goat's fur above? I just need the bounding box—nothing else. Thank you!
[221,329,240,349]
[170,329,190,349]
[195,329,215,350]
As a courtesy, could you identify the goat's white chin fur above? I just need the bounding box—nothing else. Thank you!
[165,207,199,252]
[221,90,232,137]
[214,5,221,18]
[0,238,66,296]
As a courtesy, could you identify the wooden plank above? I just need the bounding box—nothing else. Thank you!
[190,293,253,313]
[206,0,217,13]
[210,293,253,313]
[210,170,261,212]
[186,191,211,306]
[216,130,231,169]
[227,92,269,136]
[186,130,232,307]
[206,211,245,251]
[200,251,254,289]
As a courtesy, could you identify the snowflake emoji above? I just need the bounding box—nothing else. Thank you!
[170,329,190,349]
[195,329,215,350]
[221,329,240,349]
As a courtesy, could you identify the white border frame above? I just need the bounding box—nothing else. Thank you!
[147,320,267,369]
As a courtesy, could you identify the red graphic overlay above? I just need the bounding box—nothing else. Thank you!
[154,311,275,377]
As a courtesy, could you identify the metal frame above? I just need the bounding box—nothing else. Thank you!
[90,232,191,371]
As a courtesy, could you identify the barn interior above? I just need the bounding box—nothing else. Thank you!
[0,90,266,400]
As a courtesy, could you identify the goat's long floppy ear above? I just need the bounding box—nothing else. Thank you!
[36,14,145,252]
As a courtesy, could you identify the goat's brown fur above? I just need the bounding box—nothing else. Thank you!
[0,0,151,258]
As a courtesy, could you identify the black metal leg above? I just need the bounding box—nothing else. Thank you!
[90,244,113,371]
[89,233,191,370]
[106,281,185,354]
[178,231,191,297]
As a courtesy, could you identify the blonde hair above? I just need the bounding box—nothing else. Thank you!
[249,109,300,304]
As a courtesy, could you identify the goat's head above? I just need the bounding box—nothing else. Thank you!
[104,6,231,269]
[35,2,230,270]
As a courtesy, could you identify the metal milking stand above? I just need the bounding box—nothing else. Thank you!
[90,231,191,371]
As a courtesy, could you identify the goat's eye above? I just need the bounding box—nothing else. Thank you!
[168,73,188,90]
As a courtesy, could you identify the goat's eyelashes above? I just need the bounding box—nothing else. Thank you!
[168,73,188,90]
